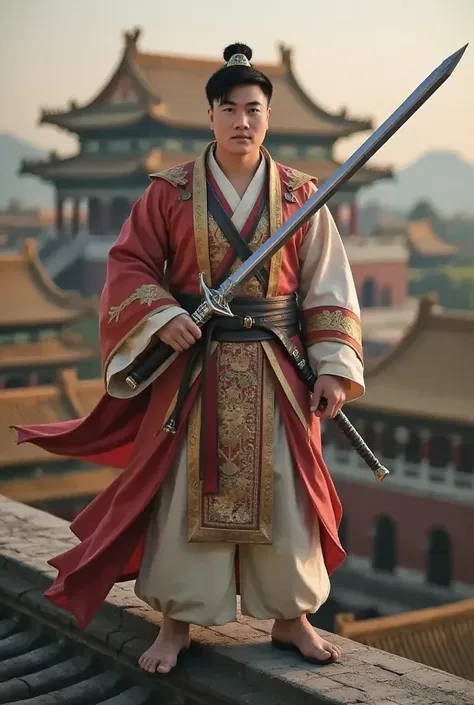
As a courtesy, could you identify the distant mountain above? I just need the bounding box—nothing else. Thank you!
[360,151,474,217]
[0,133,54,210]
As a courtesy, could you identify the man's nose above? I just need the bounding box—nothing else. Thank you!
[234,112,249,129]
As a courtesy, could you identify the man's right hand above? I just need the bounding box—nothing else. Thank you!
[157,314,202,353]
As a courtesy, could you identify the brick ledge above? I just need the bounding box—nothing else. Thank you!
[1,496,473,705]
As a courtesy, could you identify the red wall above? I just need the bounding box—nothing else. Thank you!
[336,479,474,584]
[351,261,407,307]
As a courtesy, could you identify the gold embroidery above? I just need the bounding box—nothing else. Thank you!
[267,151,283,297]
[149,164,189,188]
[306,308,362,346]
[193,148,212,284]
[108,283,170,323]
[187,342,274,543]
[284,167,317,192]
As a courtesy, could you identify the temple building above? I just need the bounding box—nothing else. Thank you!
[0,240,109,519]
[0,368,115,521]
[0,238,98,388]
[323,294,474,619]
[20,27,396,298]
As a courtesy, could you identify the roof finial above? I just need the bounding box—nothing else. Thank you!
[123,26,142,52]
[277,42,293,67]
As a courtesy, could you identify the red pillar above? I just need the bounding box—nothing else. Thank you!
[349,202,359,236]
[72,198,80,236]
[55,192,64,235]
[30,372,39,386]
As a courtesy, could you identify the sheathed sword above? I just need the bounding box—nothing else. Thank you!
[125,44,467,482]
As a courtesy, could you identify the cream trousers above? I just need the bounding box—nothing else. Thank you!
[135,407,330,626]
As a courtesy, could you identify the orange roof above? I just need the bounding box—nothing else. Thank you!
[336,598,474,682]
[22,150,391,187]
[0,333,96,370]
[0,368,104,467]
[353,294,474,424]
[407,219,457,257]
[0,211,42,230]
[0,239,96,327]
[0,467,120,503]
[39,28,372,138]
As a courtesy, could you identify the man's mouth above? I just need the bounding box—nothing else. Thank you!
[232,135,252,140]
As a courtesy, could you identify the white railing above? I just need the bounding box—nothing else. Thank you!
[41,229,90,278]
[323,444,474,504]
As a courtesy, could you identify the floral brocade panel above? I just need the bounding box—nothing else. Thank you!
[188,341,274,543]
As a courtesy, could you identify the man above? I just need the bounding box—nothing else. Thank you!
[14,42,364,675]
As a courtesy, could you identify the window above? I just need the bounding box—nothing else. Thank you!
[305,145,328,159]
[277,145,299,158]
[373,515,396,573]
[361,278,377,308]
[162,139,183,152]
[83,141,100,154]
[426,528,451,587]
[107,140,131,153]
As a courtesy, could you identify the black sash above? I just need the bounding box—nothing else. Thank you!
[207,182,269,291]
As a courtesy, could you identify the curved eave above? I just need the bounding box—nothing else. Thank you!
[284,62,373,136]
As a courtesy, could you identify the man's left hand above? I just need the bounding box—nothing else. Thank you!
[311,374,347,420]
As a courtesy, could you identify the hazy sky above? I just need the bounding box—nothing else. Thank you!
[0,0,472,169]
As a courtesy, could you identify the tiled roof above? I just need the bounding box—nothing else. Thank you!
[40,29,373,138]
[22,150,391,186]
[353,295,474,424]
[0,369,104,467]
[0,239,96,327]
[336,598,474,682]
[407,219,458,256]
[0,467,120,503]
[0,334,96,370]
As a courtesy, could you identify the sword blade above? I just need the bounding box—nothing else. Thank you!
[217,43,468,299]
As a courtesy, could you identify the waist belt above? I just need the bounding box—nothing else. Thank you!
[162,293,316,495]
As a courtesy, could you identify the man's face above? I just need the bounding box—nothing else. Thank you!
[209,84,271,155]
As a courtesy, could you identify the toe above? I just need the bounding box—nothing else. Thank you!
[156,661,172,674]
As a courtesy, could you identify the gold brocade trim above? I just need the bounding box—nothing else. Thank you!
[261,341,308,432]
[305,308,362,349]
[284,167,317,192]
[108,284,171,323]
[265,148,283,297]
[149,164,189,187]
[193,148,212,284]
[187,342,274,543]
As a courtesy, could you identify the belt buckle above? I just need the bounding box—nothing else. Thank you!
[243,316,254,329]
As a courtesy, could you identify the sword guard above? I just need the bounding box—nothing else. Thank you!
[191,273,234,327]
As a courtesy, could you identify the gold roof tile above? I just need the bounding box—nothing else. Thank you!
[407,220,457,256]
[0,369,103,467]
[0,239,96,327]
[0,334,96,369]
[336,598,474,681]
[353,295,474,424]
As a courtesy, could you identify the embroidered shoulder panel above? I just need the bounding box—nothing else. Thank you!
[108,283,171,323]
[281,165,318,192]
[149,163,191,188]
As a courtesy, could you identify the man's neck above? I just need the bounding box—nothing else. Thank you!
[213,145,261,197]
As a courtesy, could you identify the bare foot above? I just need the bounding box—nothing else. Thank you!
[271,616,341,663]
[138,616,190,674]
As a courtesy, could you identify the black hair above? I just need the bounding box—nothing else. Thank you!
[205,43,273,107]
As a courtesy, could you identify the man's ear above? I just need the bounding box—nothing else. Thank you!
[208,107,213,129]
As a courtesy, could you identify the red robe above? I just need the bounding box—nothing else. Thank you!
[13,150,350,629]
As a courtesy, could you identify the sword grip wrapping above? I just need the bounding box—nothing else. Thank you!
[125,343,174,390]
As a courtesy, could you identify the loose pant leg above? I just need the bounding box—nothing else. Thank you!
[239,405,331,620]
[135,439,237,626]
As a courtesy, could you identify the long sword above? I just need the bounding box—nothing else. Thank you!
[125,44,467,482]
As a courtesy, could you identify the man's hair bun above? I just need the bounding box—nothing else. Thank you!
[223,43,253,63]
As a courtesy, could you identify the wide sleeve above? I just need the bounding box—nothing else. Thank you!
[99,180,186,398]
[298,197,365,402]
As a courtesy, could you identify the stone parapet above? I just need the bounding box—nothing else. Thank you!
[1,496,473,705]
